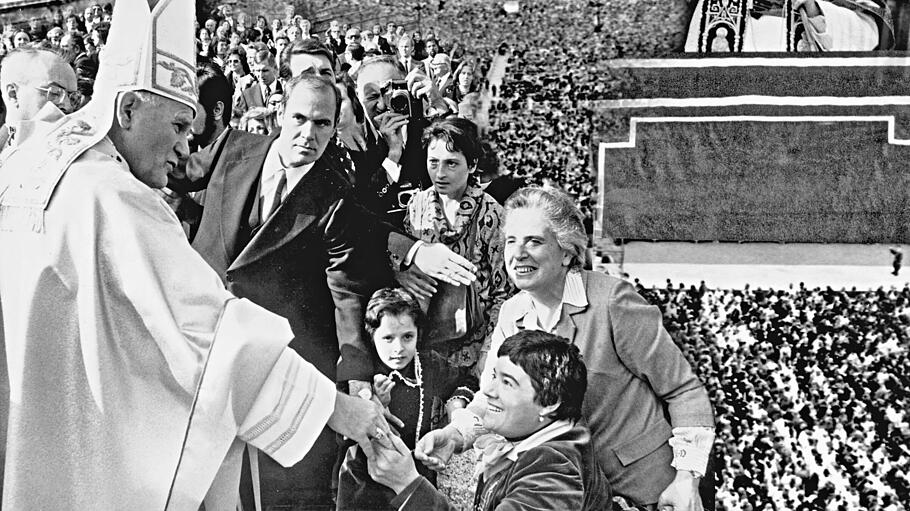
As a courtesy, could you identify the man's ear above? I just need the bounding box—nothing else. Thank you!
[4,83,18,107]
[115,91,142,129]
[212,100,224,121]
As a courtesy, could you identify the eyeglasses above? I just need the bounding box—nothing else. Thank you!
[34,84,83,109]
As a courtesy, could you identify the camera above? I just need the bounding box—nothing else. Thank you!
[381,80,424,120]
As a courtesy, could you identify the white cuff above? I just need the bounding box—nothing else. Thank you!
[403,240,424,267]
[239,349,337,467]
[450,407,484,451]
[668,426,714,477]
[382,158,402,184]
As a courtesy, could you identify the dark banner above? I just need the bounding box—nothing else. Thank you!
[600,119,910,243]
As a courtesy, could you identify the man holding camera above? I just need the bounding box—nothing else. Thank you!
[352,55,453,227]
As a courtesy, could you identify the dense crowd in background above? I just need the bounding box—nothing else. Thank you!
[641,282,910,510]
[1,0,908,509]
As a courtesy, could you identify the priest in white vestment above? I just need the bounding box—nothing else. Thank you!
[685,0,890,52]
[0,0,397,508]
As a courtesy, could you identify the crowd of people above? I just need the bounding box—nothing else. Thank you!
[0,0,908,509]
[640,281,910,510]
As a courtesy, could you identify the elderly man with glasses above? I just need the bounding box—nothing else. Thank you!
[0,47,78,147]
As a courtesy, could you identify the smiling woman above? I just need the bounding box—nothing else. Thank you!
[366,330,609,510]
[414,186,717,510]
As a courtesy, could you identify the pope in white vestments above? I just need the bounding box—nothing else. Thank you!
[0,0,393,508]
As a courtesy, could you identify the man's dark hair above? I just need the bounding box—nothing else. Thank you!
[92,22,110,45]
[197,61,233,127]
[477,141,500,178]
[422,117,482,168]
[497,330,587,422]
[282,74,341,125]
[347,42,364,62]
[252,48,276,67]
[280,38,337,79]
[364,287,425,338]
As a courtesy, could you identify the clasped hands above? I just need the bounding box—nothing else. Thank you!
[367,424,463,495]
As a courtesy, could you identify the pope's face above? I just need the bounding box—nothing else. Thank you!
[122,95,193,189]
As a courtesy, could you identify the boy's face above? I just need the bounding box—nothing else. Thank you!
[373,313,418,370]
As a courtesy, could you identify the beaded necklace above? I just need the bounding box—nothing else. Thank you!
[388,353,424,441]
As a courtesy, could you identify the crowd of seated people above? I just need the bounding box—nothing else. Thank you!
[640,281,910,510]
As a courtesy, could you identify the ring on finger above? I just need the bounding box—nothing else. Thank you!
[374,427,387,438]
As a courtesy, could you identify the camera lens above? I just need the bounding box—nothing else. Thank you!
[389,92,411,116]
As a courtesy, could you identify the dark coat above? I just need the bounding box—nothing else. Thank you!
[192,131,417,505]
[390,424,610,511]
[192,130,406,381]
[348,117,431,228]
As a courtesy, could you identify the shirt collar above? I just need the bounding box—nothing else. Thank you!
[262,144,315,189]
[524,270,587,331]
[507,419,575,462]
[562,270,588,308]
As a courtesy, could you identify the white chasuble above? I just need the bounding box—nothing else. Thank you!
[0,138,334,510]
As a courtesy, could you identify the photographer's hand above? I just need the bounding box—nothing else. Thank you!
[406,69,448,114]
[375,111,409,164]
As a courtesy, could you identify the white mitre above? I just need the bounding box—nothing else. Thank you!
[93,0,197,116]
[0,0,198,233]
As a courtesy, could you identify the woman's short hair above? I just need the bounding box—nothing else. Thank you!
[497,330,586,422]
[421,117,482,169]
[364,287,425,339]
[504,187,588,270]
[225,47,251,75]
[238,106,274,133]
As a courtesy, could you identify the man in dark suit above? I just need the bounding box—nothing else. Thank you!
[370,23,393,55]
[234,49,281,124]
[164,62,233,239]
[193,74,476,508]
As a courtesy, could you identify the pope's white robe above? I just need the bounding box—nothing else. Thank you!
[0,136,335,510]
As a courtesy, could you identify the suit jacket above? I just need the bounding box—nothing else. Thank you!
[375,35,392,55]
[234,80,278,122]
[348,117,432,228]
[390,424,609,511]
[489,271,715,505]
[192,131,406,382]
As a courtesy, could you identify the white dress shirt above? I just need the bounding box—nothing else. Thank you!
[259,145,314,219]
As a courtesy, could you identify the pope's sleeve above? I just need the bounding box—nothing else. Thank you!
[88,171,335,495]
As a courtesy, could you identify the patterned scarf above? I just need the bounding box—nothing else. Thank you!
[431,178,484,245]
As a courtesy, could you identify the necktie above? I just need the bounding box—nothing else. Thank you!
[263,83,271,103]
[266,168,286,219]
